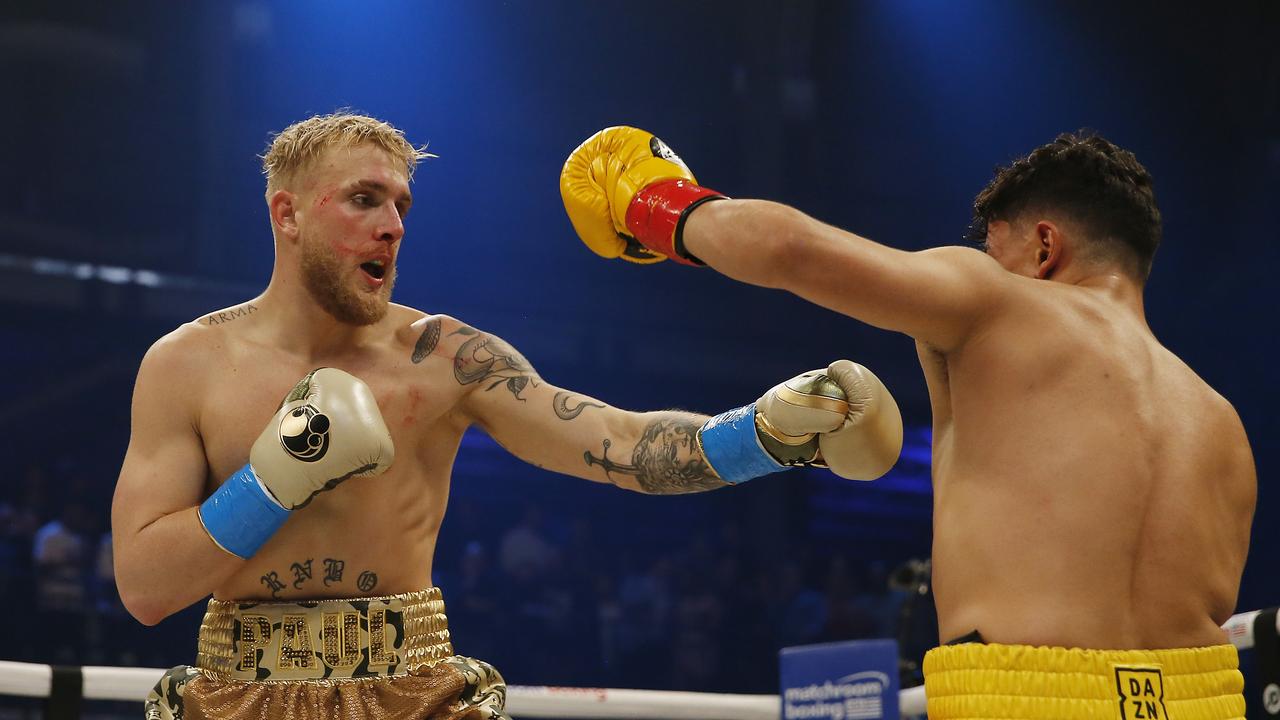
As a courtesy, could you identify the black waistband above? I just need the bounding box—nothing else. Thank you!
[945,629,986,645]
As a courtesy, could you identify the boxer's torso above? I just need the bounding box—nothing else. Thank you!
[182,301,474,601]
[918,279,1254,649]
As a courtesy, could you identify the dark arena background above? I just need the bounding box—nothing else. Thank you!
[0,1,1276,718]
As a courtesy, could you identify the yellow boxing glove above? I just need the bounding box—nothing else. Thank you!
[560,126,726,265]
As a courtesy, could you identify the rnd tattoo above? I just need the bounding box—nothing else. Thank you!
[259,558,376,598]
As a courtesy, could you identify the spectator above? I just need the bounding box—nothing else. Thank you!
[499,503,562,581]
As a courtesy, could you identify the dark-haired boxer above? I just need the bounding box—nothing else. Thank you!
[562,127,1256,719]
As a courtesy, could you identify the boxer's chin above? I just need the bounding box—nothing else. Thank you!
[301,243,394,326]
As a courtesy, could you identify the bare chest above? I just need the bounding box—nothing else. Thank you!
[196,352,467,485]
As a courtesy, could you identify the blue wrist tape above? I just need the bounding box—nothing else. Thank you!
[698,403,787,484]
[198,464,290,559]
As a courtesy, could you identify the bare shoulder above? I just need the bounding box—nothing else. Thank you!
[1165,349,1255,466]
[917,244,1000,268]
[915,245,1011,281]
[1204,383,1253,457]
[913,245,1030,347]
[132,323,212,420]
[387,305,480,365]
[138,301,262,388]
[194,300,264,329]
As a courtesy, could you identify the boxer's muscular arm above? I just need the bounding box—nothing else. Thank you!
[683,199,1005,351]
[419,318,725,494]
[111,332,241,625]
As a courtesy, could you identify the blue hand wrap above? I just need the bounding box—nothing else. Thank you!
[198,464,290,559]
[698,403,787,484]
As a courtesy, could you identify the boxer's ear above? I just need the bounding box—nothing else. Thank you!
[269,190,300,243]
[1034,220,1063,280]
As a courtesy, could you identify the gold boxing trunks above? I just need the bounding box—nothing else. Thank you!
[144,588,508,720]
[924,641,1244,720]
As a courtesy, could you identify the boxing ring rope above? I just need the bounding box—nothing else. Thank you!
[0,609,1273,719]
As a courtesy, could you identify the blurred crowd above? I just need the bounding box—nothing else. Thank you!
[0,462,933,694]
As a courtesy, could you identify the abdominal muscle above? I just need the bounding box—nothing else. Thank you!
[212,460,452,603]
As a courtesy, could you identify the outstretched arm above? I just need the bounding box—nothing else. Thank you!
[426,316,901,489]
[682,199,1003,351]
[560,126,1008,352]
[435,318,724,494]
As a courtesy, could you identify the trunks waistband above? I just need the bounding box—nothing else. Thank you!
[924,642,1244,720]
[195,587,453,682]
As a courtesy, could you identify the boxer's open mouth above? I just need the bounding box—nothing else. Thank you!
[360,261,386,280]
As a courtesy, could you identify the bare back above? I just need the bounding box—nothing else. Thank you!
[176,303,469,601]
[921,278,1256,649]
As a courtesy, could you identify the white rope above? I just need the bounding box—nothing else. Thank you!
[0,662,779,718]
[0,609,1270,718]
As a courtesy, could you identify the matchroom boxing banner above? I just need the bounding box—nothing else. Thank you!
[780,639,900,720]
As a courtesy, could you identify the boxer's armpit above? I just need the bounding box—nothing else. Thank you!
[585,414,727,494]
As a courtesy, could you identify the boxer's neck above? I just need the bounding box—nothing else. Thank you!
[254,277,385,359]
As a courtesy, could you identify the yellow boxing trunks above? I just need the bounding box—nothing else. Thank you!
[924,640,1244,720]
[144,588,507,720]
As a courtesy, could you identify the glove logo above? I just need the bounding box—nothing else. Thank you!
[649,136,687,169]
[279,405,331,462]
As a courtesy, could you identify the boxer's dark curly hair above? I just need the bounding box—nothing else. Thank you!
[968,131,1162,282]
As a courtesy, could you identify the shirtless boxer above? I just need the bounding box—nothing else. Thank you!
[561,128,1257,719]
[110,113,903,720]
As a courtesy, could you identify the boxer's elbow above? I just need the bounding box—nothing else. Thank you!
[117,582,172,626]
[114,553,185,626]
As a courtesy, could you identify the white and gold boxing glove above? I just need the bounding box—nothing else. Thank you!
[816,360,903,480]
[198,368,395,559]
[697,361,901,483]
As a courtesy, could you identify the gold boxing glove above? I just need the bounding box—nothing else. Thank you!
[560,126,725,265]
[815,360,903,481]
[697,361,902,483]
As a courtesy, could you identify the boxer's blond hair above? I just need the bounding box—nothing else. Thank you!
[261,111,434,196]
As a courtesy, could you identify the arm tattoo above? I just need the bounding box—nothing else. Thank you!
[411,317,442,363]
[585,416,726,494]
[554,391,605,420]
[451,327,539,400]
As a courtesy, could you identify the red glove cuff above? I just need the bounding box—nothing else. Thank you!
[625,179,726,266]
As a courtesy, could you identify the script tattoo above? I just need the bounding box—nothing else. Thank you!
[290,559,313,589]
[411,317,442,364]
[357,571,378,593]
[554,391,605,420]
[260,571,286,599]
[323,558,345,587]
[202,303,258,326]
[451,327,539,401]
[585,417,726,494]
